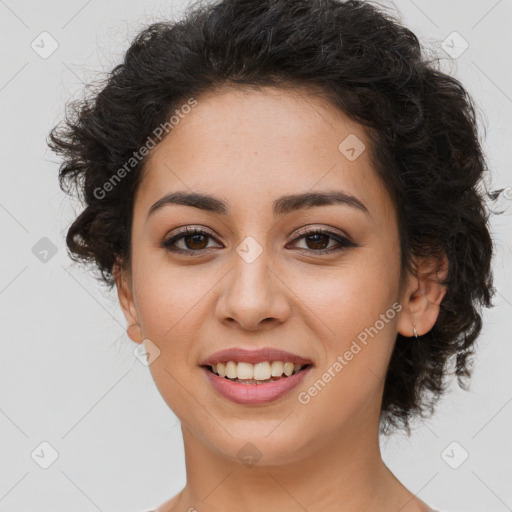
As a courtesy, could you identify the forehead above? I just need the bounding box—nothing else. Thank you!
[135,85,395,222]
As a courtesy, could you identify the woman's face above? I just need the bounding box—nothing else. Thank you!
[117,86,414,465]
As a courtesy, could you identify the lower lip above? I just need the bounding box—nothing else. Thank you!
[201,365,312,405]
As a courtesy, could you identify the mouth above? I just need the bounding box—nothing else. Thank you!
[200,359,314,405]
[199,347,314,404]
[202,361,314,385]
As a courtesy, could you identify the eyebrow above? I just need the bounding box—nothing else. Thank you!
[147,189,370,219]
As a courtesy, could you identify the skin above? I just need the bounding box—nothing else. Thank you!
[114,85,447,512]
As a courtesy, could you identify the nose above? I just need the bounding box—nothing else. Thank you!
[216,251,291,332]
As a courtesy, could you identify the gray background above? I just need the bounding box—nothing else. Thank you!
[1,0,511,511]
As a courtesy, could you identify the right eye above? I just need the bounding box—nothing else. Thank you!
[161,227,222,255]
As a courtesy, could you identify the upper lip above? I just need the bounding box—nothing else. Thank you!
[199,347,314,367]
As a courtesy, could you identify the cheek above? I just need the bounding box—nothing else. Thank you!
[289,256,400,399]
[132,261,215,415]
[291,255,400,339]
[292,275,399,439]
[133,254,217,340]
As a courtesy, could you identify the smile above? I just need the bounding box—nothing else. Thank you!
[210,360,305,381]
[201,362,313,405]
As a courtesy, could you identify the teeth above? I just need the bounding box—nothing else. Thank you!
[217,362,226,378]
[237,362,253,380]
[225,361,237,379]
[271,361,284,376]
[210,361,305,379]
[253,362,271,380]
[283,362,294,376]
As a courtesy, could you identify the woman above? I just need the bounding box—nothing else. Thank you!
[48,0,497,510]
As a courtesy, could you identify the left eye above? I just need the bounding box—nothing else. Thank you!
[289,230,356,253]
[161,228,356,255]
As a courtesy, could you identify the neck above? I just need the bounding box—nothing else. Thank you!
[171,400,425,512]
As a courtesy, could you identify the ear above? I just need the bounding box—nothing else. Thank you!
[113,259,144,344]
[397,252,448,338]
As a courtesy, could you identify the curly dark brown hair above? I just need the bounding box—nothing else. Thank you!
[48,0,500,435]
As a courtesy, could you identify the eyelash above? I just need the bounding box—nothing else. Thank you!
[161,226,357,256]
